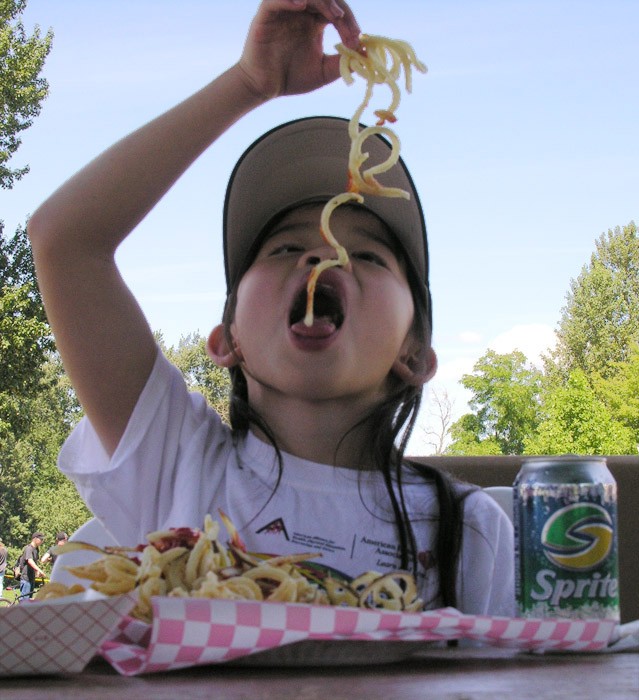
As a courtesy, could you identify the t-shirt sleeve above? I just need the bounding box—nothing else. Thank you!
[456,490,516,617]
[58,348,230,546]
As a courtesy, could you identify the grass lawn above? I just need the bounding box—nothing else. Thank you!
[1,579,48,602]
[1,585,20,603]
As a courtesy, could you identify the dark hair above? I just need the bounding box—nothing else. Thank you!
[221,203,468,608]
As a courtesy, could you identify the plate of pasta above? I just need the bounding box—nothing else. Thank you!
[33,513,616,675]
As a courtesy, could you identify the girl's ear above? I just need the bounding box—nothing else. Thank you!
[392,344,438,387]
[206,324,243,367]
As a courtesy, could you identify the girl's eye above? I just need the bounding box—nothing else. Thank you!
[352,251,388,267]
[268,243,305,256]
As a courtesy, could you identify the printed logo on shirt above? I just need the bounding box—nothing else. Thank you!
[256,517,290,540]
[255,518,348,558]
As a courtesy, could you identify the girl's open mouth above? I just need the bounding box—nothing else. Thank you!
[288,279,345,338]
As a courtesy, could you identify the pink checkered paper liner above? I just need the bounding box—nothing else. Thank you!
[99,597,617,675]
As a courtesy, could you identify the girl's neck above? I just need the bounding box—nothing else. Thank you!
[247,390,382,468]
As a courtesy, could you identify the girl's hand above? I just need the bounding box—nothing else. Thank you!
[237,0,361,100]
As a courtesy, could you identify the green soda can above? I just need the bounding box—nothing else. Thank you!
[513,456,619,621]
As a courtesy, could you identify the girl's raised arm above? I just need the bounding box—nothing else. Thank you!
[28,0,361,455]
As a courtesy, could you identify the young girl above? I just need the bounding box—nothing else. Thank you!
[28,0,513,615]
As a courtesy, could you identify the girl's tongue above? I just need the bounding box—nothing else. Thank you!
[288,277,345,338]
[290,317,337,338]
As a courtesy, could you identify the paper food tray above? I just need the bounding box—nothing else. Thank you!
[100,597,617,675]
[0,591,136,677]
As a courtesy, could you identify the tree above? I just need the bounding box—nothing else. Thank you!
[551,221,639,380]
[446,413,502,455]
[1,223,86,549]
[594,343,639,440]
[447,350,542,455]
[1,1,54,432]
[0,353,88,550]
[1,0,53,189]
[419,387,455,455]
[1,223,52,437]
[525,369,637,455]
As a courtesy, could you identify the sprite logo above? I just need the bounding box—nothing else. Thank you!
[541,503,613,571]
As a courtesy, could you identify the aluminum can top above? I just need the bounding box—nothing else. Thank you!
[515,455,614,486]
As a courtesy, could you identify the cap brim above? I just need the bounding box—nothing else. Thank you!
[223,116,428,292]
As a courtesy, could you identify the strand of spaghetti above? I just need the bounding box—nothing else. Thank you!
[338,35,427,127]
[361,35,427,87]
[304,35,426,325]
[339,46,397,130]
[348,126,408,199]
[304,192,363,327]
[347,80,374,142]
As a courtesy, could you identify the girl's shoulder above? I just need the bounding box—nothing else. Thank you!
[458,486,514,558]
[461,486,510,521]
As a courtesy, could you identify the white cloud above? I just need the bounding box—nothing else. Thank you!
[458,331,483,344]
[434,356,476,383]
[488,324,557,365]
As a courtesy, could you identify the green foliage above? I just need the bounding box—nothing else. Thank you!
[446,414,502,455]
[0,353,88,550]
[0,0,53,189]
[1,223,87,548]
[446,350,542,455]
[1,223,53,437]
[524,369,637,455]
[594,343,639,438]
[0,430,35,546]
[551,221,639,380]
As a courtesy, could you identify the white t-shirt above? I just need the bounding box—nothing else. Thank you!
[59,349,515,616]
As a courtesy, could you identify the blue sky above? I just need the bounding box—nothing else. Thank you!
[2,1,637,451]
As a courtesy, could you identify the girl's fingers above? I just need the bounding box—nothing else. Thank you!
[329,1,362,50]
[239,0,362,98]
[265,0,361,49]
[306,0,362,49]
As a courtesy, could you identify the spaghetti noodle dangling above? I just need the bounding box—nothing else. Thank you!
[304,34,427,326]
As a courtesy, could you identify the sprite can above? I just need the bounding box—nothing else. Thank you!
[513,456,619,621]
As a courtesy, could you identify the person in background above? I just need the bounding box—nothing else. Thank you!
[19,532,47,599]
[40,532,69,568]
[0,538,6,596]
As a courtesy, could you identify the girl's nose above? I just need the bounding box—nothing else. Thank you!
[296,246,352,273]
[296,246,334,268]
